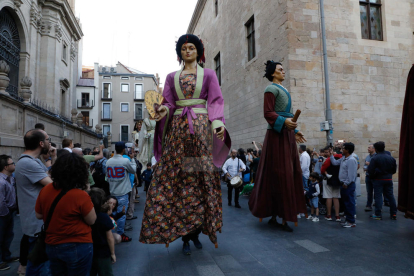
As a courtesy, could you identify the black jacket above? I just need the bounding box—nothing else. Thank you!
[367,152,397,180]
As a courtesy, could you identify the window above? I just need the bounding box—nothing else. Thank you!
[215,0,218,17]
[135,103,143,120]
[62,43,67,61]
[103,83,111,98]
[103,125,110,136]
[121,125,129,142]
[103,76,111,79]
[360,0,383,40]
[81,111,90,126]
[245,16,256,61]
[102,103,111,119]
[121,83,129,92]
[121,76,129,80]
[214,53,221,86]
[81,93,90,107]
[135,77,143,81]
[135,84,143,99]
[121,103,129,112]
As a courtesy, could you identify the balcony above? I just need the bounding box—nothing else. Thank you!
[81,119,94,129]
[134,91,144,101]
[101,111,112,121]
[101,90,112,101]
[77,99,95,109]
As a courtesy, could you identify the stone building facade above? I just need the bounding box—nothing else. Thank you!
[0,0,100,159]
[188,0,414,180]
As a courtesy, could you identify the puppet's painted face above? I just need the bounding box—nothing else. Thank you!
[272,64,285,82]
[181,43,198,63]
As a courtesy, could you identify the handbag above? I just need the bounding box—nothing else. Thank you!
[28,190,67,265]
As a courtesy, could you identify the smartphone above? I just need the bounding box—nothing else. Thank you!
[338,140,344,143]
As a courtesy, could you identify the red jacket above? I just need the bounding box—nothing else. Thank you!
[321,154,343,174]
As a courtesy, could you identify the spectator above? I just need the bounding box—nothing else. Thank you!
[92,147,100,154]
[15,129,54,274]
[106,142,136,242]
[62,139,74,153]
[250,149,261,183]
[92,149,110,196]
[142,163,153,193]
[306,172,321,222]
[299,145,310,189]
[368,141,398,220]
[106,196,122,244]
[74,143,82,149]
[329,143,358,228]
[364,144,376,212]
[73,145,104,188]
[222,149,246,208]
[83,148,92,156]
[134,148,143,202]
[0,155,18,271]
[39,144,57,171]
[312,149,325,177]
[34,123,45,131]
[89,188,115,276]
[124,147,138,223]
[321,146,342,222]
[35,153,96,275]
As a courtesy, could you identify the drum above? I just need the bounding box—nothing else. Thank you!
[230,176,243,188]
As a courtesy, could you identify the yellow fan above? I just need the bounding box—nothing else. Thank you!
[144,90,164,118]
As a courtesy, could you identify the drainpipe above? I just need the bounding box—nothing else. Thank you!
[320,0,333,146]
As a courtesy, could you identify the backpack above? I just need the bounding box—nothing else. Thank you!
[92,159,105,178]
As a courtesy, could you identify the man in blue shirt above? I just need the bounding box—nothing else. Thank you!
[330,143,358,228]
[364,144,376,211]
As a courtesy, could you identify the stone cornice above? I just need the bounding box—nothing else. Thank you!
[0,94,98,137]
[38,0,83,41]
[187,0,207,34]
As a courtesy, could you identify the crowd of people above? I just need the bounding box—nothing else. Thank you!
[0,123,152,275]
[222,139,398,229]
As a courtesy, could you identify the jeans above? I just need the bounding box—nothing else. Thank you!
[341,182,356,223]
[227,182,240,205]
[0,211,14,263]
[26,237,50,276]
[126,188,136,219]
[114,194,129,235]
[373,179,397,217]
[365,176,374,207]
[302,176,309,190]
[20,234,30,266]
[46,243,93,276]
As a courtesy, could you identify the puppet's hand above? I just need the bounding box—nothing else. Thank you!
[214,126,225,141]
[295,131,307,144]
[154,105,167,122]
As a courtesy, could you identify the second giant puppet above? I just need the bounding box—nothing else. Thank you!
[248,60,307,232]
[139,34,231,254]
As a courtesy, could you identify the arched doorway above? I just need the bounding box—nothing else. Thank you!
[0,8,20,98]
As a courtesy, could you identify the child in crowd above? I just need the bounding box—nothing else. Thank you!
[89,188,116,276]
[306,172,321,222]
[142,163,153,192]
[106,196,124,244]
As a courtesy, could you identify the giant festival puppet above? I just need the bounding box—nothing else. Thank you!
[139,34,231,255]
[398,65,414,219]
[248,60,307,232]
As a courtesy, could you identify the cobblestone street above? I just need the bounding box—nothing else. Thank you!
[7,182,414,276]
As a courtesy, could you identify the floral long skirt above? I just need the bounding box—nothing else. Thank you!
[139,114,222,245]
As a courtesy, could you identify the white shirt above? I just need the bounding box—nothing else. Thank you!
[222,157,246,179]
[64,148,72,153]
[300,151,310,179]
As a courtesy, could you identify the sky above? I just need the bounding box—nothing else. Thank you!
[76,0,198,87]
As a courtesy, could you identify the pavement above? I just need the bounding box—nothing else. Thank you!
[4,182,414,276]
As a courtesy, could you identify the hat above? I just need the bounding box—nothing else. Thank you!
[115,142,127,152]
[176,34,205,64]
[134,148,139,152]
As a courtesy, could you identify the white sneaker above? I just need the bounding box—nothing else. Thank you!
[297,214,301,219]
[312,217,319,222]
[307,215,314,220]
[326,174,332,179]
[300,213,306,217]
[354,214,357,218]
[339,212,344,216]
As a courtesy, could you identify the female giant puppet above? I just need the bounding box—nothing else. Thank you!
[139,34,231,254]
[248,61,307,232]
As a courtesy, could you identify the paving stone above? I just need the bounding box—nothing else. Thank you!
[197,264,225,276]
[294,239,330,253]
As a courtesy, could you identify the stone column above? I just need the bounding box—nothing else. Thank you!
[0,60,10,96]
[20,77,33,103]
[76,113,83,126]
[71,109,78,125]
[95,124,102,135]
